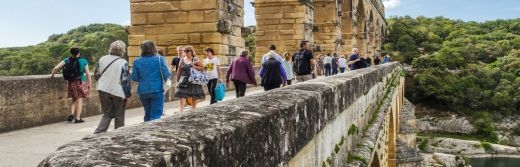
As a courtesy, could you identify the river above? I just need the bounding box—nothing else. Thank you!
[470,157,520,167]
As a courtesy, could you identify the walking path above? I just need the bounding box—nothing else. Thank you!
[0,87,264,167]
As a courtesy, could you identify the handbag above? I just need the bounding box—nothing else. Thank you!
[215,82,226,101]
[188,59,209,85]
[159,56,172,93]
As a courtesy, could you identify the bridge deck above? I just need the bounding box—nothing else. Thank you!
[0,87,264,167]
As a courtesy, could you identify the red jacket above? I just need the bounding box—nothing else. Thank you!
[226,55,257,84]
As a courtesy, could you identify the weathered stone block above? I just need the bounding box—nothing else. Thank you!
[165,12,189,23]
[204,10,217,22]
[157,34,188,46]
[128,35,146,45]
[189,33,201,43]
[131,13,147,25]
[144,25,174,35]
[130,2,178,13]
[180,0,217,10]
[284,12,306,19]
[189,11,204,23]
[147,13,164,24]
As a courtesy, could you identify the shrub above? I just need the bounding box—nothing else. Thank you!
[473,112,498,143]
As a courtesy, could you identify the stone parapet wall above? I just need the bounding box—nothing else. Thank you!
[39,62,402,167]
[0,66,260,133]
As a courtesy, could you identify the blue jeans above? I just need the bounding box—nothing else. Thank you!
[139,92,164,122]
[339,67,346,73]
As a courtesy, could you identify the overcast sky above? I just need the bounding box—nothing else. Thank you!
[0,0,518,47]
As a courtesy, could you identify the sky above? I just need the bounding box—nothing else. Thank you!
[0,0,519,48]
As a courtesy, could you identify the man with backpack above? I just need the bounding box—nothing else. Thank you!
[292,40,316,82]
[51,47,92,123]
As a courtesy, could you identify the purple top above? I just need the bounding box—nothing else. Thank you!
[226,55,257,84]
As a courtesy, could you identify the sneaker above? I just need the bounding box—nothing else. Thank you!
[74,119,85,123]
[67,115,74,122]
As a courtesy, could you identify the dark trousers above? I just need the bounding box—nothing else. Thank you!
[207,78,218,104]
[324,63,331,76]
[263,85,281,91]
[287,80,292,85]
[94,91,125,134]
[332,67,338,75]
[339,67,346,73]
[232,80,247,97]
[139,92,164,122]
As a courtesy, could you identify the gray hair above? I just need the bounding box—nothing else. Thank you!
[240,50,249,56]
[109,40,126,57]
[176,46,184,51]
[352,48,359,53]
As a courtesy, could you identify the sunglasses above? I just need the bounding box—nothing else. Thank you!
[184,50,192,53]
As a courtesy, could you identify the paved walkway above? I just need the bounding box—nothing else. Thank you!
[0,87,264,167]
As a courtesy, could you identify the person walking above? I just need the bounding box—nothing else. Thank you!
[338,55,347,73]
[93,40,131,134]
[331,53,339,75]
[323,53,332,76]
[348,48,363,70]
[131,40,170,122]
[281,52,295,85]
[170,46,184,72]
[51,47,92,123]
[261,44,284,63]
[226,50,257,98]
[292,40,316,82]
[260,52,287,91]
[175,46,206,112]
[203,48,221,104]
[316,54,324,76]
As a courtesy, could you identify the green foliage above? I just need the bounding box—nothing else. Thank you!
[389,16,520,116]
[480,141,493,152]
[348,124,357,135]
[347,152,367,165]
[512,124,520,136]
[0,23,128,76]
[473,112,498,143]
[334,144,340,154]
[418,138,429,151]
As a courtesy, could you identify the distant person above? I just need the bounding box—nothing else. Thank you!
[226,50,257,98]
[331,52,339,75]
[382,54,392,64]
[292,40,316,82]
[261,44,284,63]
[131,40,170,122]
[93,40,131,134]
[348,48,362,70]
[170,46,184,72]
[175,46,206,112]
[338,55,347,73]
[364,51,373,67]
[323,53,332,76]
[260,52,287,91]
[281,52,295,85]
[203,48,221,104]
[374,54,381,65]
[51,47,92,123]
[316,54,324,76]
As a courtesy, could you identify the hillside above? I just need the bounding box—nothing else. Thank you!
[0,23,128,76]
[384,16,520,141]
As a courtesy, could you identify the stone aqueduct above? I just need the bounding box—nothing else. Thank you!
[127,0,387,65]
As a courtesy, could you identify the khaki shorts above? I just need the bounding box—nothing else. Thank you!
[295,75,313,83]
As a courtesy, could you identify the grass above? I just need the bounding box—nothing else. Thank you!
[347,153,367,165]
[348,124,358,135]
[481,141,493,152]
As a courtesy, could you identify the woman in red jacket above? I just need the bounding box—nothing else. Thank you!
[226,50,257,97]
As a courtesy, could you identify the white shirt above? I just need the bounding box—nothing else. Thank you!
[96,55,127,98]
[323,56,333,64]
[204,57,220,79]
[338,58,347,67]
[261,50,283,63]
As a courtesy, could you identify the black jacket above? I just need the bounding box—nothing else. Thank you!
[261,58,284,86]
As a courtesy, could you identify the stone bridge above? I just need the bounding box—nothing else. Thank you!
[38,62,422,167]
[126,0,387,65]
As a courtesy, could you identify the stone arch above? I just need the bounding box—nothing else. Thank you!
[371,152,381,167]
[387,106,397,166]
[355,0,366,53]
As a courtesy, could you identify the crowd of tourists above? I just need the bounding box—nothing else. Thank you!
[50,40,391,134]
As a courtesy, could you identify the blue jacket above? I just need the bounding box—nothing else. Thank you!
[132,55,171,94]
